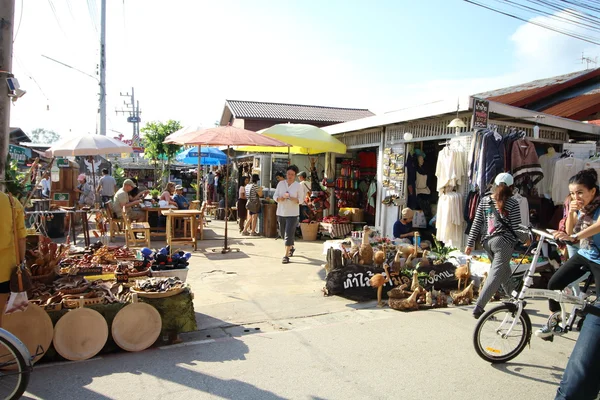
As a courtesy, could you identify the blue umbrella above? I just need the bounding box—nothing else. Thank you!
[176,146,226,164]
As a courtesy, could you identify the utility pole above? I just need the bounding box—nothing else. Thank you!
[116,87,142,155]
[0,0,15,186]
[99,0,106,135]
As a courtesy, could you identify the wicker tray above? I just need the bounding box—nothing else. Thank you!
[58,284,91,295]
[129,287,185,298]
[62,296,106,309]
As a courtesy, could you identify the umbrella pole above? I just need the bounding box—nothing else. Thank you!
[223,146,230,253]
[288,146,290,165]
[197,145,201,205]
[91,158,97,207]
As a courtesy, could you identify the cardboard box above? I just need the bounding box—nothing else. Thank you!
[339,207,365,222]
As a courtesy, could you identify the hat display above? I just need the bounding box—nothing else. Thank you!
[494,173,514,186]
[401,207,414,220]
[123,179,136,187]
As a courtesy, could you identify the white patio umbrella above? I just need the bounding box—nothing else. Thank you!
[45,134,134,198]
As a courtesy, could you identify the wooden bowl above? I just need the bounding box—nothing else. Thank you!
[53,308,108,361]
[112,303,162,352]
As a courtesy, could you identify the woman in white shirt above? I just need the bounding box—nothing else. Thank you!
[39,172,51,198]
[274,165,301,264]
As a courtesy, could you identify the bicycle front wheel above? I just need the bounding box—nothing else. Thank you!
[0,335,30,400]
[473,304,532,363]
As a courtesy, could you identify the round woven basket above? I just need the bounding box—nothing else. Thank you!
[300,222,319,241]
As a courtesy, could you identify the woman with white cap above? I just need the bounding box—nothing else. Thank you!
[465,172,528,319]
[74,174,95,207]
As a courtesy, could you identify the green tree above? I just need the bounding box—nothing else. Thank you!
[141,120,182,186]
[29,128,61,144]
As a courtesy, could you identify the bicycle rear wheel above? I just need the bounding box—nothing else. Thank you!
[473,304,532,363]
[0,335,30,400]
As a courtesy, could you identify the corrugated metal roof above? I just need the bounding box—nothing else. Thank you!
[226,100,374,123]
[541,92,600,120]
[476,69,593,104]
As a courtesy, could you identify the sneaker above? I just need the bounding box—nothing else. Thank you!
[535,325,554,339]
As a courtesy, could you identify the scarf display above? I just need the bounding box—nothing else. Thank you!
[574,195,600,251]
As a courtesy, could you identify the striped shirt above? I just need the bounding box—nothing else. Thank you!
[467,195,524,248]
[245,183,258,202]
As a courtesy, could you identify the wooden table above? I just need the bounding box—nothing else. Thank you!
[161,210,202,252]
[144,207,174,238]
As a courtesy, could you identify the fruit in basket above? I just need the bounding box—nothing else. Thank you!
[472,255,491,264]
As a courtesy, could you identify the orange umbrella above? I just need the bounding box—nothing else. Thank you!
[164,125,288,253]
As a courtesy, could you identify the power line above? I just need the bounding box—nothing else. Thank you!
[13,0,23,43]
[46,0,68,39]
[15,56,50,102]
[463,0,600,45]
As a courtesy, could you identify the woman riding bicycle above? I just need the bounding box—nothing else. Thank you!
[538,169,600,340]
[465,173,528,319]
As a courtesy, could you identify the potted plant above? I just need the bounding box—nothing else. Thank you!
[150,189,161,204]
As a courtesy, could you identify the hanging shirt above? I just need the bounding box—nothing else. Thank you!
[552,158,585,205]
[511,139,543,186]
[536,152,561,198]
[415,172,430,195]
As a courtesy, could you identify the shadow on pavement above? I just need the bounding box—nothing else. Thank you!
[492,362,564,386]
[25,324,286,400]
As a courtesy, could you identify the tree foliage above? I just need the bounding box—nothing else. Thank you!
[141,120,182,162]
[29,128,61,144]
[141,120,182,187]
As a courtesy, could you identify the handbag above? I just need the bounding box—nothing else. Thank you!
[6,194,31,314]
[247,197,261,213]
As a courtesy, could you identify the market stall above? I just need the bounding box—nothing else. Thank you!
[5,237,197,364]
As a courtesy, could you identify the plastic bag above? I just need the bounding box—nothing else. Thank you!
[5,292,29,315]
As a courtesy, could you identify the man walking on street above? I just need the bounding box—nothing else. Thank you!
[97,168,117,206]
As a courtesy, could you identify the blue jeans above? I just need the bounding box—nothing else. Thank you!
[555,305,600,399]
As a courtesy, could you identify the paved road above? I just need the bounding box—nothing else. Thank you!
[25,300,575,400]
[24,221,577,399]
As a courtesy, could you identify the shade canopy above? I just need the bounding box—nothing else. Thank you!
[176,146,227,163]
[164,125,204,144]
[236,123,346,154]
[45,134,133,157]
[165,125,288,147]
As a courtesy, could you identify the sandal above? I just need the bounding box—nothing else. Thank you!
[282,256,290,264]
[289,247,295,257]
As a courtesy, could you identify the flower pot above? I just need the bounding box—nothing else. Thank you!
[300,222,319,241]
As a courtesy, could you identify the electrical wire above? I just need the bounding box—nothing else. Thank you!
[87,0,99,34]
[13,0,24,43]
[463,0,600,45]
[15,56,50,102]
[46,0,68,39]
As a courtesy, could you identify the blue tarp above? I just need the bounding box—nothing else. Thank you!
[176,146,227,165]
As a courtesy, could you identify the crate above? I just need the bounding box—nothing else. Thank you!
[151,267,189,282]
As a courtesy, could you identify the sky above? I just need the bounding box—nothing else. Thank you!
[8,0,599,142]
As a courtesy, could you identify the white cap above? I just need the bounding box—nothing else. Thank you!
[494,172,514,186]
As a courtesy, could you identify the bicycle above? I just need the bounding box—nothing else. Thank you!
[473,227,599,363]
[0,327,35,400]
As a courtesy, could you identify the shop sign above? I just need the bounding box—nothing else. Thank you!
[472,99,489,129]
[8,144,31,165]
[77,267,103,276]
[115,272,129,283]
[56,158,70,168]
[53,193,70,202]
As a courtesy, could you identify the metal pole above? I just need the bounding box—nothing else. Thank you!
[0,0,15,188]
[197,145,201,202]
[223,145,229,253]
[99,0,107,135]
